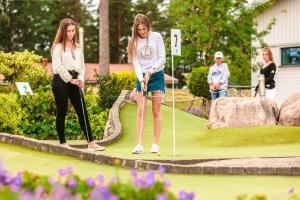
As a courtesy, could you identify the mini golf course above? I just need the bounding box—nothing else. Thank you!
[1,142,300,200]
[93,102,300,160]
[1,101,300,199]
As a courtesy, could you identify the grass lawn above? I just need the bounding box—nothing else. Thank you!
[1,142,299,200]
[163,88,252,111]
[79,102,300,160]
[164,88,204,111]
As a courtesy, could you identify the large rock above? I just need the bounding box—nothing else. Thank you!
[279,92,300,126]
[208,97,279,128]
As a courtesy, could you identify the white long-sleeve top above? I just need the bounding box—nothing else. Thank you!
[207,63,230,90]
[51,43,85,83]
[132,31,166,82]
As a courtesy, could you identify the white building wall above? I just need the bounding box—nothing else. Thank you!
[252,0,300,106]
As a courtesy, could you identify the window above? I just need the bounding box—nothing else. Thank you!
[281,47,300,65]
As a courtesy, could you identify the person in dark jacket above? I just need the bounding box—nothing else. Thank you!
[255,47,277,100]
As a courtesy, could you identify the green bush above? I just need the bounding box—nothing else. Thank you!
[16,85,108,140]
[97,72,136,109]
[17,85,57,139]
[0,50,46,88]
[0,50,109,141]
[0,93,22,133]
[188,67,211,100]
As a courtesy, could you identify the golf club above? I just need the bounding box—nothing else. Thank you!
[138,83,148,146]
[78,87,93,151]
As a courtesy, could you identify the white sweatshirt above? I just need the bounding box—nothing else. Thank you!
[51,43,85,83]
[207,63,230,90]
[133,31,166,82]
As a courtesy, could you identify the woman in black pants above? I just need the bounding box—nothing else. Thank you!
[51,18,105,151]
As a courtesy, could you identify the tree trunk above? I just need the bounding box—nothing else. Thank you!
[99,0,110,73]
[115,3,121,63]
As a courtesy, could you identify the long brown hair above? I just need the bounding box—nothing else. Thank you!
[51,18,77,53]
[127,14,151,62]
[262,47,274,62]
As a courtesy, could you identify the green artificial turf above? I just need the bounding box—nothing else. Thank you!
[80,102,300,160]
[199,126,300,147]
[1,142,300,200]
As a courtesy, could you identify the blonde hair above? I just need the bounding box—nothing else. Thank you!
[127,14,151,62]
[51,18,78,53]
[262,47,274,62]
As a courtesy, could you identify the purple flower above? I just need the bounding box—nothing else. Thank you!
[133,177,143,188]
[158,165,166,175]
[191,108,196,113]
[197,108,203,113]
[0,160,11,186]
[49,184,70,200]
[179,190,196,200]
[131,168,137,178]
[66,177,77,189]
[145,171,156,188]
[86,177,95,187]
[20,190,34,200]
[58,168,66,177]
[48,177,57,185]
[163,180,171,188]
[10,173,22,192]
[156,193,167,200]
[90,185,118,200]
[65,166,73,176]
[133,171,156,189]
[35,186,44,198]
[0,170,11,186]
[98,174,104,185]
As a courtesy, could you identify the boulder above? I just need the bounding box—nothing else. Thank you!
[279,92,300,126]
[208,97,279,128]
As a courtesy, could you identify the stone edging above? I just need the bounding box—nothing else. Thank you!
[72,90,131,148]
[1,132,299,176]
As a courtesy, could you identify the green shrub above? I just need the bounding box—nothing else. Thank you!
[16,85,108,140]
[0,50,46,88]
[188,67,211,100]
[0,93,22,133]
[0,50,108,141]
[85,94,109,139]
[96,72,136,109]
[17,85,57,139]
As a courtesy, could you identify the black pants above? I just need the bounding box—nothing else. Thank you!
[51,74,93,144]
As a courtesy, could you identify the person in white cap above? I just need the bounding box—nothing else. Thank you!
[207,51,230,100]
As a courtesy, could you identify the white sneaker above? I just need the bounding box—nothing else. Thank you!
[59,143,71,148]
[150,144,159,153]
[132,144,143,154]
[88,143,106,152]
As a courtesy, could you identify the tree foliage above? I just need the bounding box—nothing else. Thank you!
[167,0,275,85]
[108,0,172,64]
[0,0,98,62]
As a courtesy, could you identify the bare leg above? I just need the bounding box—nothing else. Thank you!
[151,91,163,145]
[136,92,147,145]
